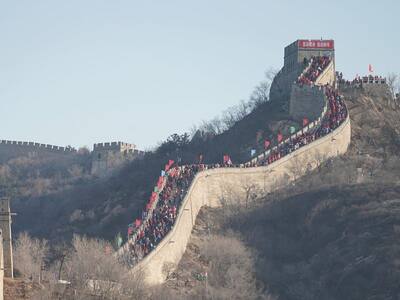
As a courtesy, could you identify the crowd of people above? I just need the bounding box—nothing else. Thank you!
[255,84,347,167]
[121,55,348,265]
[337,72,387,87]
[123,164,202,265]
[297,56,331,85]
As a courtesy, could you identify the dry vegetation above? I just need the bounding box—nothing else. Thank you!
[13,233,145,300]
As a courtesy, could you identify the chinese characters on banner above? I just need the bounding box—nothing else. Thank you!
[298,40,334,49]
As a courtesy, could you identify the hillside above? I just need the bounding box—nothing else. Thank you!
[164,84,400,299]
[10,82,299,243]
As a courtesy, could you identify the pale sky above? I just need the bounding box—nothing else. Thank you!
[1,0,399,150]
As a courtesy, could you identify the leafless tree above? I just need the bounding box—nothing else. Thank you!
[200,235,270,300]
[387,73,399,107]
[250,68,278,107]
[14,232,49,283]
[59,235,144,299]
[241,179,261,209]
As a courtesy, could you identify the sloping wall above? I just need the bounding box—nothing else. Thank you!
[289,60,335,121]
[289,85,326,121]
[133,114,351,285]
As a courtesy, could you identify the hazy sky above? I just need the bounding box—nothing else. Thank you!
[1,0,399,149]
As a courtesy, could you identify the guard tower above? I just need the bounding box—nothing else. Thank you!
[91,142,144,176]
[270,39,335,106]
[0,198,14,278]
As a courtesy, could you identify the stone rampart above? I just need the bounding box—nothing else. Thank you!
[289,85,326,121]
[0,140,76,153]
[93,142,137,152]
[289,60,335,120]
[132,113,351,285]
[0,140,77,163]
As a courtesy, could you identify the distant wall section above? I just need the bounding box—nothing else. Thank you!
[0,140,77,163]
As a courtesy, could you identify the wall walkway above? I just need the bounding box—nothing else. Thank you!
[133,118,351,285]
[128,58,351,285]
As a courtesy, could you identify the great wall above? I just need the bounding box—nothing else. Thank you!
[0,140,144,176]
[117,39,353,285]
[4,39,393,296]
[0,140,77,163]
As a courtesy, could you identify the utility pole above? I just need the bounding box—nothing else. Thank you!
[0,197,16,278]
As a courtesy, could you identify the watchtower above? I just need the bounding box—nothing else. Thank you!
[0,198,14,278]
[270,39,335,106]
[91,142,144,176]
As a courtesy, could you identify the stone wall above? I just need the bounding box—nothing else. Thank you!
[289,60,335,121]
[289,85,326,121]
[0,140,76,163]
[132,114,351,285]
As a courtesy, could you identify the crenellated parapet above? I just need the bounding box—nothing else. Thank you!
[93,141,143,154]
[91,141,144,176]
[0,140,77,153]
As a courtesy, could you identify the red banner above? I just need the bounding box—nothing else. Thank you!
[264,140,271,149]
[298,40,334,49]
[303,117,309,126]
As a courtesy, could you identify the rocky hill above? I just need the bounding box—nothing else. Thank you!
[163,84,400,299]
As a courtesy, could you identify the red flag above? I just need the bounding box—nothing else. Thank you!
[277,133,283,143]
[135,219,141,227]
[146,203,152,211]
[168,159,174,166]
[303,117,309,127]
[151,192,157,201]
[368,64,373,73]
[165,164,170,171]
[128,227,133,235]
[223,155,229,163]
[264,140,271,149]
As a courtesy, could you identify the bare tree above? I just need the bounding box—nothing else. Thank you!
[61,235,144,299]
[14,232,49,283]
[241,179,261,209]
[387,73,399,107]
[250,68,278,107]
[200,235,268,300]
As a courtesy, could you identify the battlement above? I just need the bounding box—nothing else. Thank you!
[91,141,144,176]
[93,141,138,153]
[0,140,77,153]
